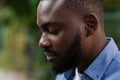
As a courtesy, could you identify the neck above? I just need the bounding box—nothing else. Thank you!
[77,32,107,73]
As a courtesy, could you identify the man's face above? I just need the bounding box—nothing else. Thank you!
[37,0,85,74]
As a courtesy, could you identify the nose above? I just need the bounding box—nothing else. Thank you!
[39,33,51,48]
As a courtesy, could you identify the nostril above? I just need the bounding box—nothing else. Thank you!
[39,38,51,48]
[39,41,46,48]
[38,33,51,48]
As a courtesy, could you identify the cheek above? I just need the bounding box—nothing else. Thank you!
[51,31,77,56]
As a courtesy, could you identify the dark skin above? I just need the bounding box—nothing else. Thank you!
[37,0,107,74]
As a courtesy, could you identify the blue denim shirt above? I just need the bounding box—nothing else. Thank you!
[56,38,120,80]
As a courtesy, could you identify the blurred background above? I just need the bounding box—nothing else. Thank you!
[0,0,120,80]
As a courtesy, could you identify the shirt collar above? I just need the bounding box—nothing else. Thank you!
[64,67,75,80]
[84,38,119,80]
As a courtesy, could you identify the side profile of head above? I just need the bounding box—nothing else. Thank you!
[37,0,106,74]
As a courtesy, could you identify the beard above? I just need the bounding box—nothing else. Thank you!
[51,34,82,74]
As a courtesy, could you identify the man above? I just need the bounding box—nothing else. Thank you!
[37,0,120,80]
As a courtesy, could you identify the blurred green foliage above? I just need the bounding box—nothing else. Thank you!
[0,0,120,80]
[105,0,120,11]
[0,0,55,80]
[104,0,120,49]
[105,12,120,48]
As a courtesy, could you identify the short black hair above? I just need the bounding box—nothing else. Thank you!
[63,0,104,14]
[63,0,104,29]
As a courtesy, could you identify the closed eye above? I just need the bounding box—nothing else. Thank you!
[48,24,59,34]
[38,22,61,35]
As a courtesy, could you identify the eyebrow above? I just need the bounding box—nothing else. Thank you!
[42,22,53,27]
[40,22,58,27]
[37,22,54,29]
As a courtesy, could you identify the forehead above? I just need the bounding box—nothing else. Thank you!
[37,0,66,17]
[37,0,67,25]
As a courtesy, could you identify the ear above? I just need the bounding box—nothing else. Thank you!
[84,13,98,36]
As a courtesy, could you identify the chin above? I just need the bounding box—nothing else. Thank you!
[51,59,76,74]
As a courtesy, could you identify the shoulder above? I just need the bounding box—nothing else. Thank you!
[102,51,120,80]
[109,51,120,71]
[114,51,120,63]
[108,51,120,70]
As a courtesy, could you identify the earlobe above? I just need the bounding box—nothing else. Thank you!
[84,13,98,36]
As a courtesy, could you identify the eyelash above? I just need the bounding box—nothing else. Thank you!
[41,25,59,35]
[48,26,59,34]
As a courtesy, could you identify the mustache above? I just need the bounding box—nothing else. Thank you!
[44,48,58,56]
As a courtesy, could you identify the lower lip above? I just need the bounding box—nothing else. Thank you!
[46,55,56,61]
[44,52,56,62]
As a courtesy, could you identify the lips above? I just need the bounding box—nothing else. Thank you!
[44,52,57,62]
